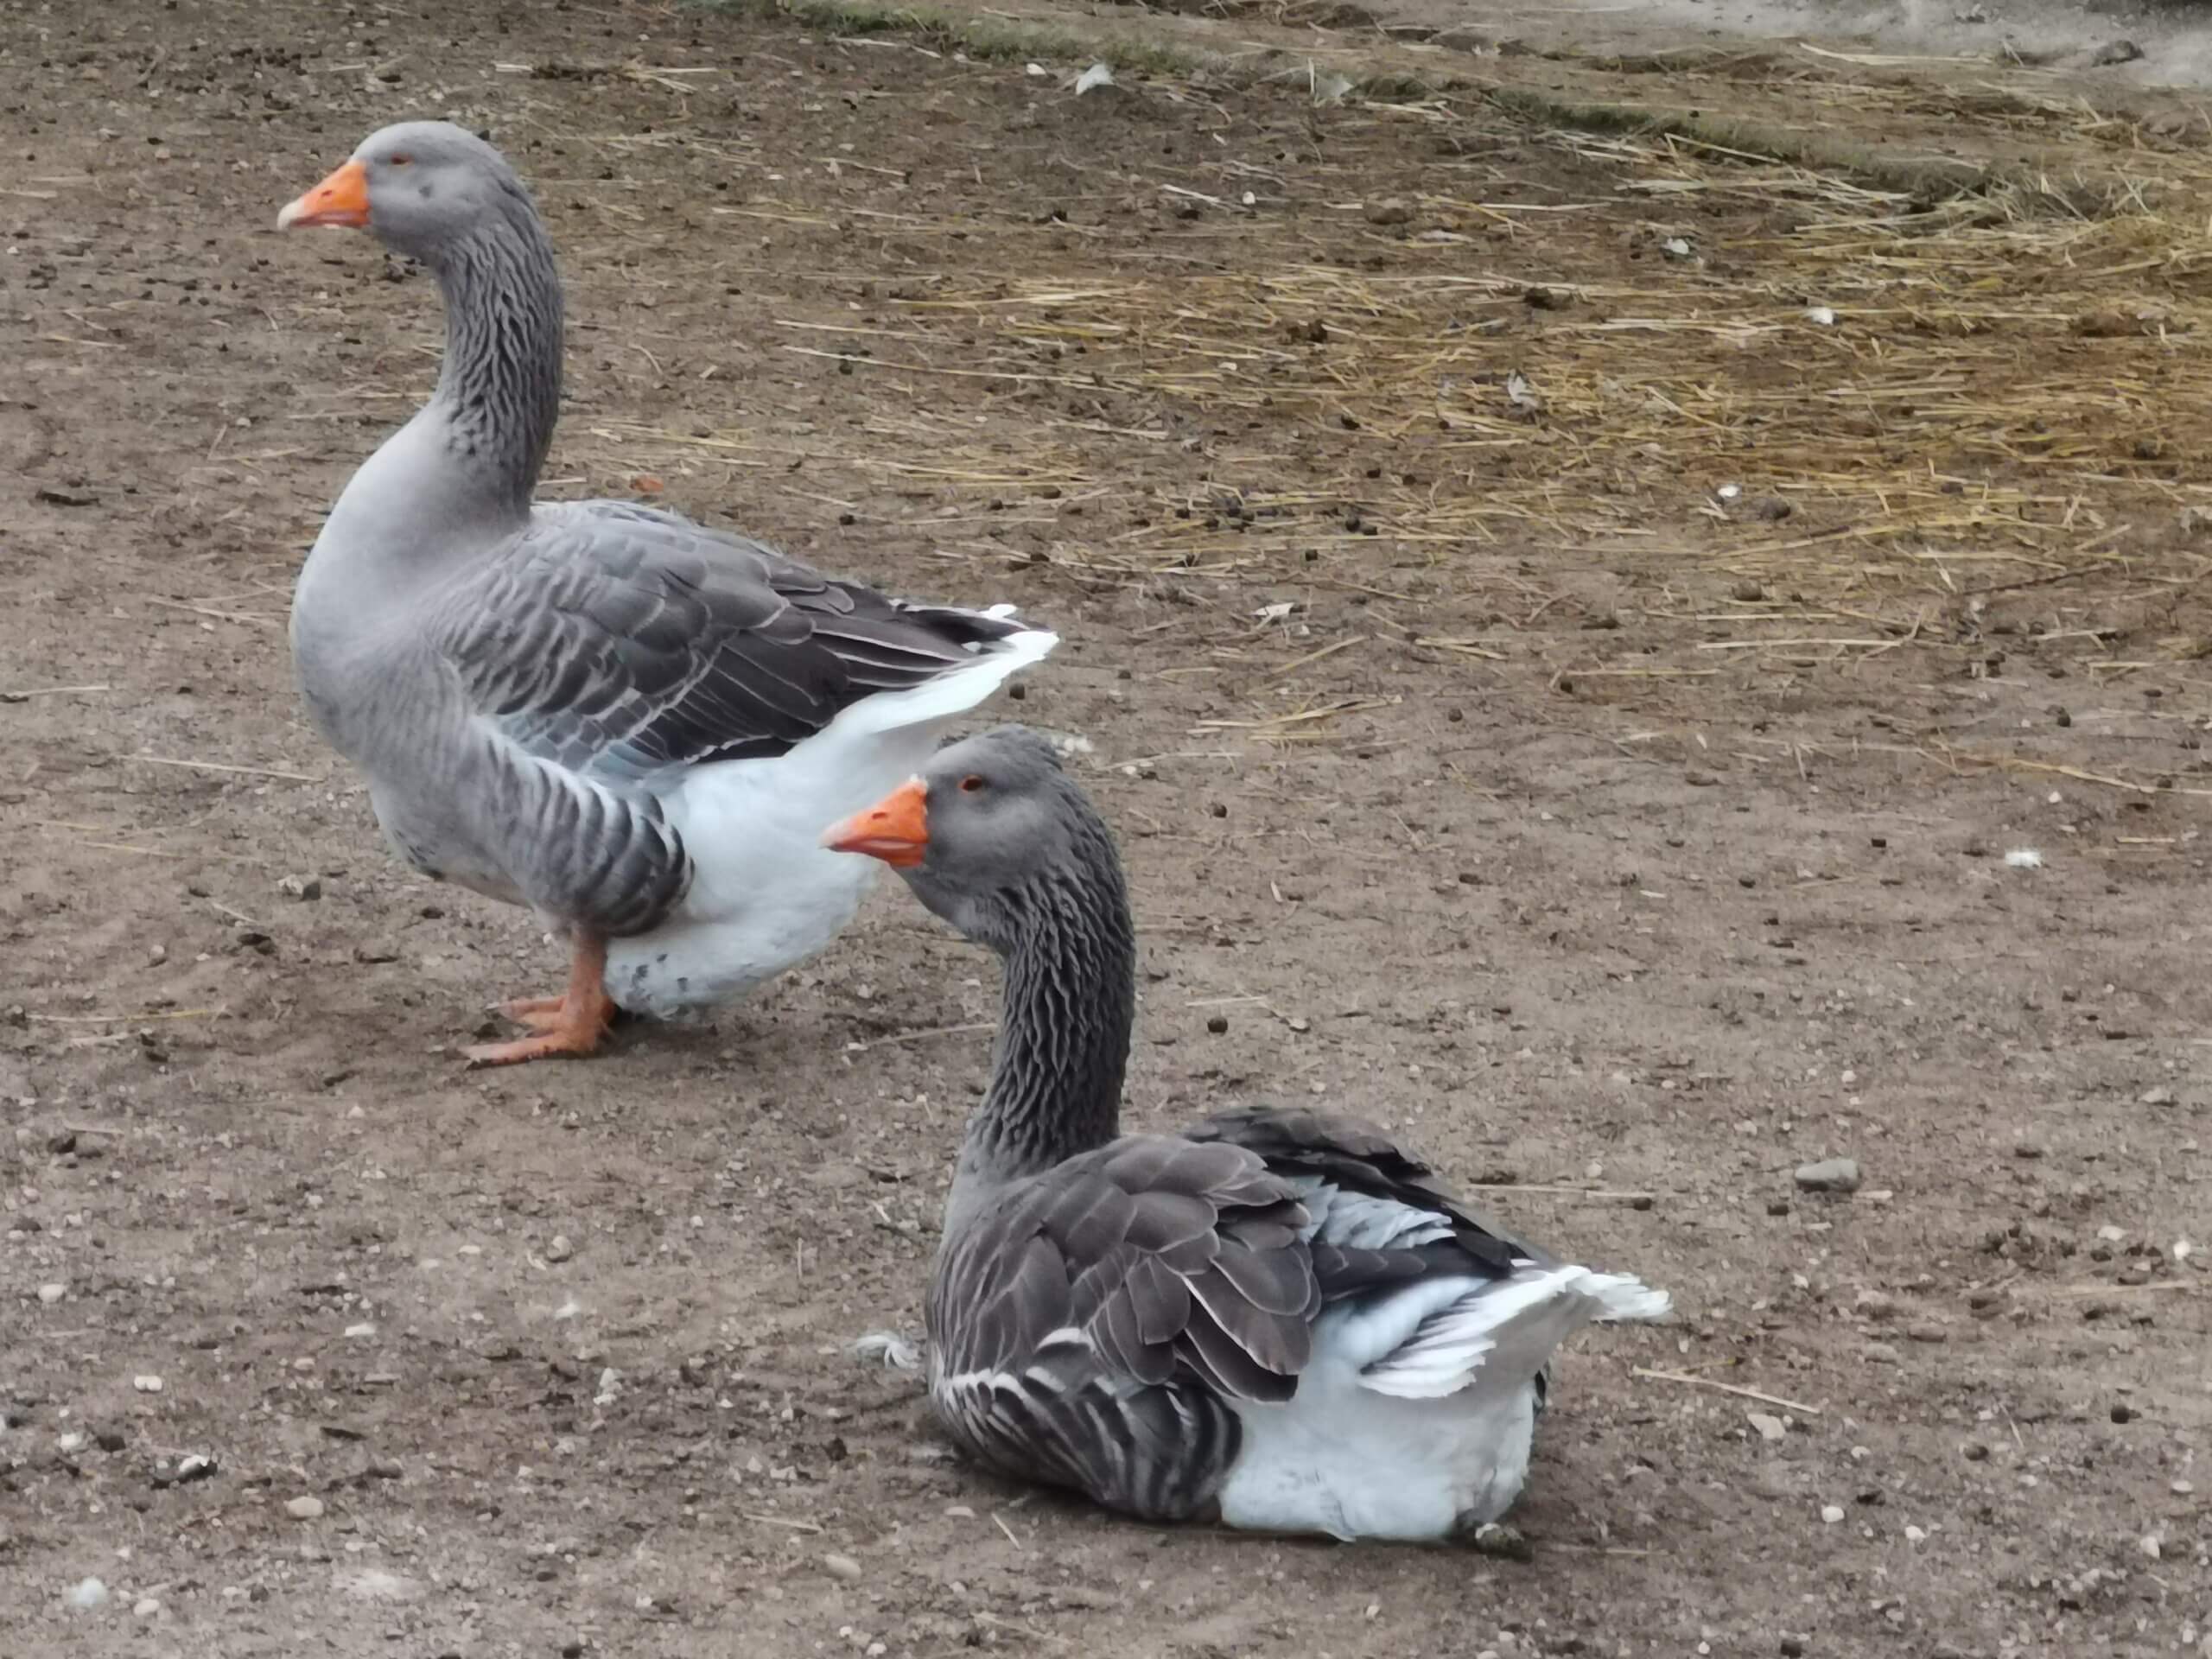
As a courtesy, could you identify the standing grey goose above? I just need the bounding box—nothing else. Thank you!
[274,122,1056,1065]
[822,728,1670,1542]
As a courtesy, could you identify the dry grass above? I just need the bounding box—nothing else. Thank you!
[561,3,2212,700]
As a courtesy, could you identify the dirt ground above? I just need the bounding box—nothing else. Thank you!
[1342,0,2212,90]
[4,0,2210,1656]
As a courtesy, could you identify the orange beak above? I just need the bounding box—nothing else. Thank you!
[822,779,929,868]
[276,159,371,232]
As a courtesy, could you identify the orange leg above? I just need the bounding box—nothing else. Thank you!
[464,933,616,1067]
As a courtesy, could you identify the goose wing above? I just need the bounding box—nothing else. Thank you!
[1182,1103,1545,1283]
[438,500,1035,784]
[927,1134,1319,1520]
[411,502,1039,935]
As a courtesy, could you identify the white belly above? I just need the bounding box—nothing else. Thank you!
[1217,1337,1538,1541]
[601,622,1058,1018]
[605,746,904,1017]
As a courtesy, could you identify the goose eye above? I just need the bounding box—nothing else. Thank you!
[389,154,414,168]
[958,774,986,794]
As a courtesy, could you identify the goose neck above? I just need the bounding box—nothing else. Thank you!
[425,207,564,514]
[951,856,1136,1222]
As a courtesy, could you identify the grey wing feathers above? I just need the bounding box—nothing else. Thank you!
[442,501,1028,782]
[928,1135,1320,1521]
[1181,1103,1545,1287]
[1184,1105,1565,1414]
[940,1137,1320,1402]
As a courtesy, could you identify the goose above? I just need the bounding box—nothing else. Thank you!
[821,728,1672,1544]
[274,122,1057,1065]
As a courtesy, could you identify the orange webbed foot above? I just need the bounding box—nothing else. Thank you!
[465,936,615,1066]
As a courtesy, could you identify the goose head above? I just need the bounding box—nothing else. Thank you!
[822,727,1112,957]
[276,120,533,264]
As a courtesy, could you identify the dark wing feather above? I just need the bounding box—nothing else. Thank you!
[1182,1103,1544,1279]
[1183,1104,1569,1414]
[439,501,1030,782]
[925,1132,1322,1522]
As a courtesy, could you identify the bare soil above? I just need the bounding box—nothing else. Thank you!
[3,3,2209,1657]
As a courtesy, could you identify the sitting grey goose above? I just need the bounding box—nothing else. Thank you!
[822,728,1670,1542]
[274,122,1056,1065]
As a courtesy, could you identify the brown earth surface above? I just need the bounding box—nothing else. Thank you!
[3,1,2210,1656]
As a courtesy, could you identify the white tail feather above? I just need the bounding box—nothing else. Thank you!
[1360,1265,1670,1401]
[833,626,1058,741]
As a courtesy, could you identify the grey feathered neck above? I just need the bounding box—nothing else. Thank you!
[964,817,1136,1195]
[425,201,563,518]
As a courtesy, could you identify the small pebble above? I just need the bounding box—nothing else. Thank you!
[286,1496,326,1521]
[1821,1504,1846,1524]
[132,1597,161,1619]
[1363,197,1413,226]
[132,1375,163,1394]
[1795,1158,1861,1193]
[1205,1014,1228,1034]
[37,1282,66,1305]
[546,1234,575,1262]
[822,1552,863,1582]
[66,1577,109,1611]
[1746,1411,1786,1442]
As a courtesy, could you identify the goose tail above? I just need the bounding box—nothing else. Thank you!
[835,624,1058,741]
[1359,1264,1670,1402]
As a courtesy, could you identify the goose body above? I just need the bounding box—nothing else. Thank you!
[278,123,1054,1061]
[824,730,1670,1542]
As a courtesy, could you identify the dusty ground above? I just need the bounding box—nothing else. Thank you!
[1332,0,2212,91]
[4,0,2211,1656]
